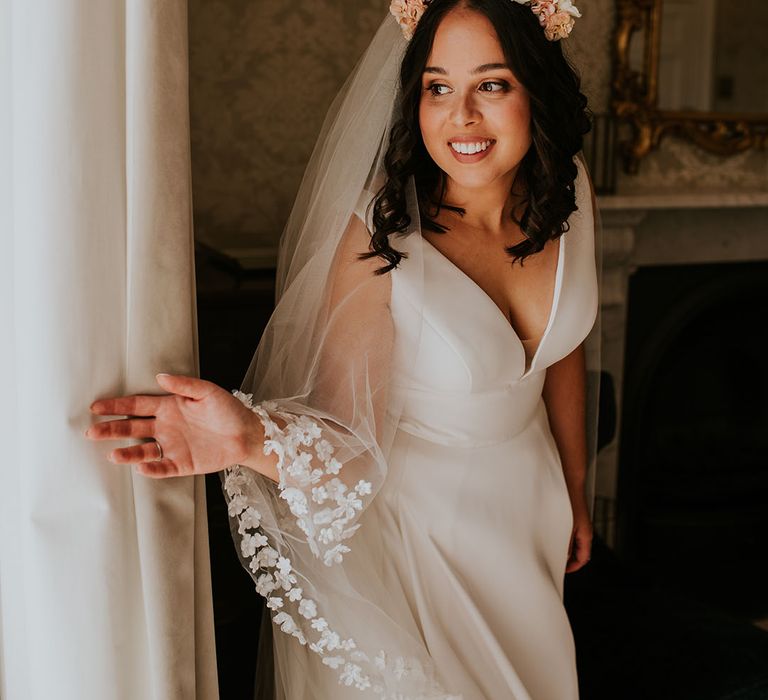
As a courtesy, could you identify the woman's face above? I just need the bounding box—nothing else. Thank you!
[418,8,532,193]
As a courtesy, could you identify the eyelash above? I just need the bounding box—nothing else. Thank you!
[425,80,510,97]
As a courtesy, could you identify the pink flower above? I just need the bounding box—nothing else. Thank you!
[389,0,430,40]
[531,0,558,18]
[391,0,582,43]
[543,10,576,41]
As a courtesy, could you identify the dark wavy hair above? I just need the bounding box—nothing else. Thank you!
[360,0,592,274]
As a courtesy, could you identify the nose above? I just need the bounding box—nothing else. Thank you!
[450,89,481,127]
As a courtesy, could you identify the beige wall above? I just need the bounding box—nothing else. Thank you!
[189,0,767,250]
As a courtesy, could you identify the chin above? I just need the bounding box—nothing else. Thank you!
[437,160,508,190]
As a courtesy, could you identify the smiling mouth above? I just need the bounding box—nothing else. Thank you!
[448,139,496,155]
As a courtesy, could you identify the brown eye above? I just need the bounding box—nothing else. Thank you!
[479,80,509,93]
[426,83,450,97]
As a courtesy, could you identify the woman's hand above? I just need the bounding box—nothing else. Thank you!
[565,498,593,573]
[85,373,263,479]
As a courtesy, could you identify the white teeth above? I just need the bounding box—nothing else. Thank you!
[450,140,492,155]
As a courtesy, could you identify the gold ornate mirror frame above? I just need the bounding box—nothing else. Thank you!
[612,0,768,174]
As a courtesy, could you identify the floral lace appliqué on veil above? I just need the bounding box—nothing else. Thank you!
[223,390,462,700]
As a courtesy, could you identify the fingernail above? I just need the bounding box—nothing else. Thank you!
[156,373,169,378]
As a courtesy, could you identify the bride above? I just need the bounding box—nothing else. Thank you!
[86,0,600,698]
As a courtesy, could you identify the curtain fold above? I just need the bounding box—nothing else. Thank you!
[0,1,218,698]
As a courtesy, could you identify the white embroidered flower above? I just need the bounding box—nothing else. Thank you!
[340,662,370,690]
[240,534,259,558]
[227,494,248,517]
[224,469,248,497]
[287,450,313,478]
[256,546,279,568]
[325,478,348,500]
[322,656,345,670]
[262,439,286,471]
[276,556,292,577]
[321,629,341,651]
[318,526,338,545]
[355,479,373,496]
[323,543,351,566]
[311,485,329,504]
[280,487,309,516]
[286,587,303,602]
[255,573,276,596]
[294,415,323,444]
[339,492,363,519]
[298,598,317,619]
[325,457,342,475]
[266,596,284,611]
[273,611,298,634]
[237,506,263,534]
[314,438,334,461]
[274,569,297,591]
[311,617,329,632]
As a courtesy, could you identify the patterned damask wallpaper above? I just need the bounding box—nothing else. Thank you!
[189,0,767,250]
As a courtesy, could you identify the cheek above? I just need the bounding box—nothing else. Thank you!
[418,103,441,148]
[498,99,532,141]
[418,103,450,166]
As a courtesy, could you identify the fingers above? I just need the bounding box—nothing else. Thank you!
[89,374,213,417]
[155,373,215,400]
[90,395,163,417]
[86,417,155,441]
[565,529,592,573]
[107,441,165,465]
[101,442,189,480]
[136,460,184,479]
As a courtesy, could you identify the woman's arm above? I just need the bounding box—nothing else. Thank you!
[542,342,588,505]
[542,341,593,572]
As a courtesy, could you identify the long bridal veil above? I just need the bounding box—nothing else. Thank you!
[218,10,602,700]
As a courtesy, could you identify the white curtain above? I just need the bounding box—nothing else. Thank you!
[0,2,219,698]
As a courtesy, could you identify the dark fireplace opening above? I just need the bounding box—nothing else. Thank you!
[617,259,768,622]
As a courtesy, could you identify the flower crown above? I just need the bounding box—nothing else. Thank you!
[389,0,581,42]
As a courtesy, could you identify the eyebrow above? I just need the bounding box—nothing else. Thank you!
[423,62,511,75]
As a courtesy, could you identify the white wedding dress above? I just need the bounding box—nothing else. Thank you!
[282,181,598,700]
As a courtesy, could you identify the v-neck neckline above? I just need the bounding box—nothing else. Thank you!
[420,231,565,379]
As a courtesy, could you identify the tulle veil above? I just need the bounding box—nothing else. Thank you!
[218,9,602,700]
